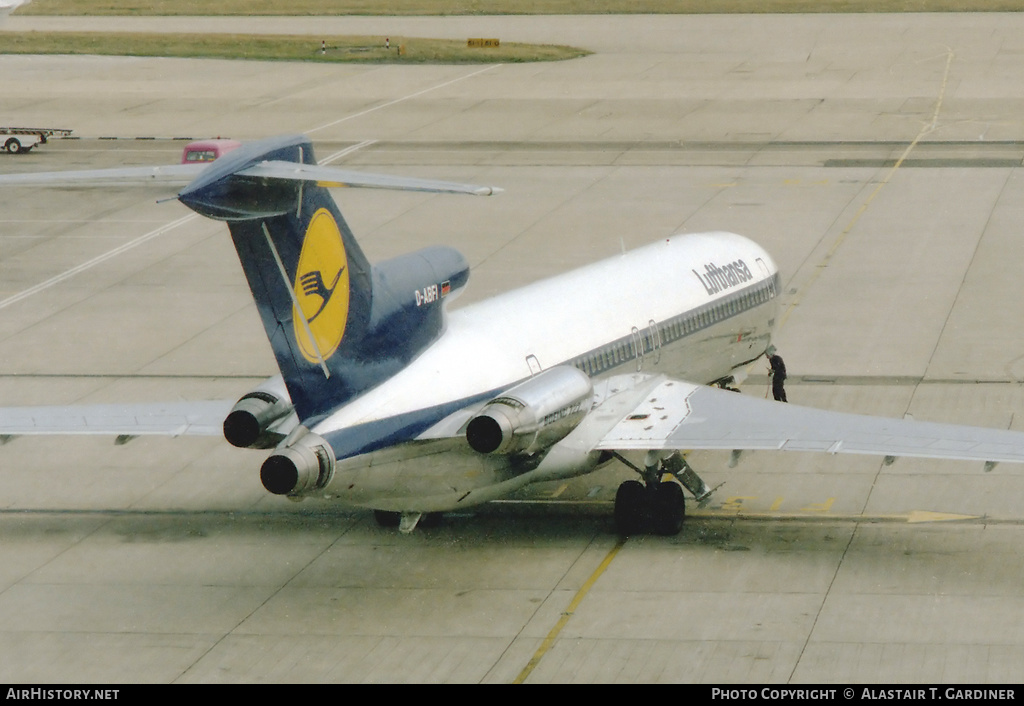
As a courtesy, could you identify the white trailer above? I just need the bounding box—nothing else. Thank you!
[1,127,73,154]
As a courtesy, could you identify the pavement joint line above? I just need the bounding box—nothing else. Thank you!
[491,500,996,524]
[513,536,627,684]
[2,505,1019,525]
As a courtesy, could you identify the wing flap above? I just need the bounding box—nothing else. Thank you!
[595,380,1024,464]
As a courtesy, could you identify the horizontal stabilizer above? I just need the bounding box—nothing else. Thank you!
[177,135,501,220]
[0,164,206,187]
[236,161,502,196]
[0,138,501,197]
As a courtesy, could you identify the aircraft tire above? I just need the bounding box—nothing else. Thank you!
[614,480,647,535]
[651,482,685,536]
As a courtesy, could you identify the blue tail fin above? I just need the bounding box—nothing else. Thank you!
[177,135,476,421]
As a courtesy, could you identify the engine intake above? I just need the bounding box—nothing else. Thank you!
[223,377,295,449]
[260,430,335,496]
[466,366,593,456]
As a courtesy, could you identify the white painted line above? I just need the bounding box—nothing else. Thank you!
[304,64,502,135]
[318,139,377,165]
[0,213,197,311]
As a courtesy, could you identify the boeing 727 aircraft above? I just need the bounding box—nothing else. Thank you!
[4,134,1024,535]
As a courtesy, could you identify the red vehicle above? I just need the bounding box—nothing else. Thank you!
[180,139,241,164]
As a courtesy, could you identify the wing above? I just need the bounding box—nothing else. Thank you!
[595,377,1024,464]
[0,400,233,441]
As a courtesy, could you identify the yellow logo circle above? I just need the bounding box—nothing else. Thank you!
[293,208,349,364]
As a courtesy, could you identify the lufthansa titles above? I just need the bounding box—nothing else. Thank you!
[693,259,753,296]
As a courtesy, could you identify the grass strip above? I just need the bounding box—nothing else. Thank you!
[0,31,588,63]
[18,0,1024,16]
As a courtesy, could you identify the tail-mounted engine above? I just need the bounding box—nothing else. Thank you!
[260,428,335,496]
[466,366,593,456]
[222,376,296,449]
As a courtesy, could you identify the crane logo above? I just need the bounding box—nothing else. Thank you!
[293,208,350,364]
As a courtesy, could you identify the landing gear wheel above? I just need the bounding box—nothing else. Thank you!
[614,479,687,536]
[614,480,647,535]
[651,482,685,536]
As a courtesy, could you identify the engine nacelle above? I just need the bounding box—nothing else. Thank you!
[466,366,593,456]
[222,376,295,449]
[260,429,335,496]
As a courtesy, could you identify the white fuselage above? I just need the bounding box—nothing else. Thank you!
[308,232,780,512]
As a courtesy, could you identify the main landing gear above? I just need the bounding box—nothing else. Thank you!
[612,451,713,536]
